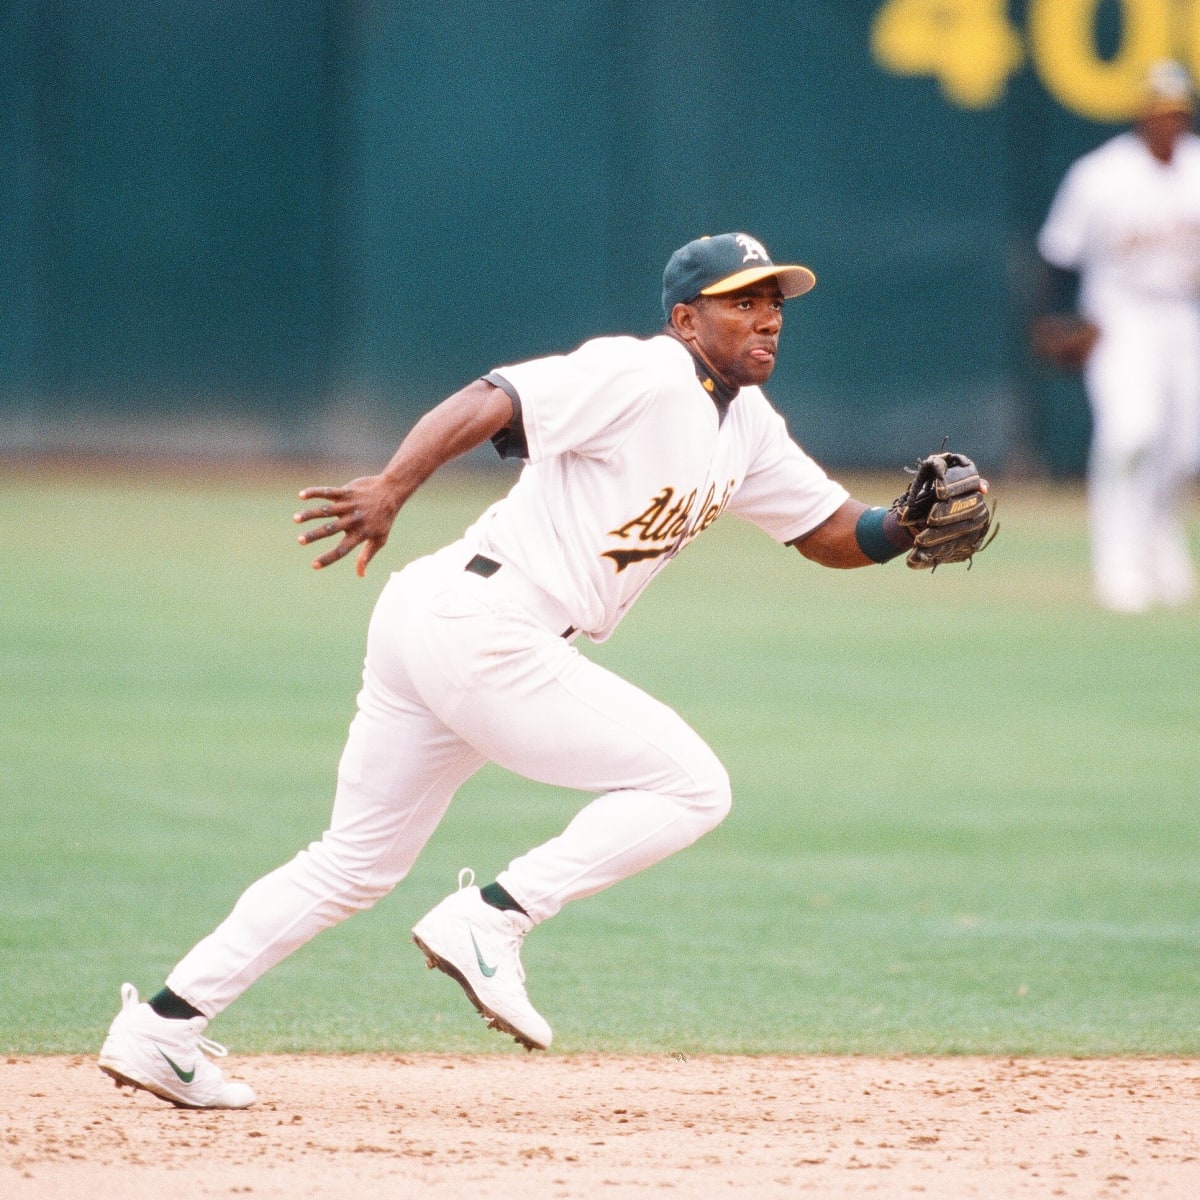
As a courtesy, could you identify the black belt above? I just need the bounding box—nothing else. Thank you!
[465,555,576,639]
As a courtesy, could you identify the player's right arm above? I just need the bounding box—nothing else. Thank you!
[1030,156,1102,369]
[294,378,514,576]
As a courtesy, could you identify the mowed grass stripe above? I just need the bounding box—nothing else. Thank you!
[2,467,1198,1054]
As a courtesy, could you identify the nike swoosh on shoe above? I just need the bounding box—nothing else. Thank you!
[155,1045,197,1083]
[469,928,498,977]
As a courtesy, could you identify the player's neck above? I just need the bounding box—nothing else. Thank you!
[1138,124,1185,165]
[664,329,740,412]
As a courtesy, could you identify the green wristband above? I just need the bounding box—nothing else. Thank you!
[855,506,906,564]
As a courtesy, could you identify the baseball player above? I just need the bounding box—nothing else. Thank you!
[1033,60,1200,612]
[98,232,990,1108]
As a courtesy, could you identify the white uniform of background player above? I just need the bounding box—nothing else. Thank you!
[1037,61,1200,612]
[99,233,924,1108]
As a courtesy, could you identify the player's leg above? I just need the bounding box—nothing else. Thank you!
[404,566,731,1045]
[163,675,484,1017]
[100,571,485,1104]
[1084,322,1163,611]
[486,653,731,921]
[401,595,731,921]
[1147,313,1200,606]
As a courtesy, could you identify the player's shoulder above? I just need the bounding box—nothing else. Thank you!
[568,332,678,371]
[1070,131,1139,174]
[1051,133,1139,203]
[1176,131,1200,165]
[573,332,649,353]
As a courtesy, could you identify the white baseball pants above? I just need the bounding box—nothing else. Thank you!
[167,540,731,1017]
[1084,302,1200,611]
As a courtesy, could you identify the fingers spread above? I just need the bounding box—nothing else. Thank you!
[297,520,343,546]
[312,533,362,570]
[297,486,348,501]
[295,476,389,574]
[294,499,354,526]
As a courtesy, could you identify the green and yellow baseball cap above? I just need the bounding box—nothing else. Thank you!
[1139,59,1195,117]
[662,232,816,317]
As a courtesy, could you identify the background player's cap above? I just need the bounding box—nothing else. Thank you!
[662,233,816,317]
[1139,59,1195,117]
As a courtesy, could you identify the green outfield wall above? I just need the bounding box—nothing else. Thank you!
[4,1,1196,473]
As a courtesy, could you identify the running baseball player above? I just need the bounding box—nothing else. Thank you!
[1033,60,1200,612]
[99,232,992,1108]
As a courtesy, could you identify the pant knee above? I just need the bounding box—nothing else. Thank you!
[300,836,402,912]
[685,754,732,831]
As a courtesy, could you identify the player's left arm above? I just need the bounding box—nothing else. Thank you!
[789,498,913,569]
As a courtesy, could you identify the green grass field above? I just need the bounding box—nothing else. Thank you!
[3,464,1199,1057]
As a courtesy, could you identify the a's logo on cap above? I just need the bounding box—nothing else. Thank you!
[734,234,769,264]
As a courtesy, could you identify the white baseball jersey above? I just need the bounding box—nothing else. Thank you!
[468,333,848,641]
[1038,130,1200,319]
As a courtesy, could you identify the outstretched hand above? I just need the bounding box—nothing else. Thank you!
[294,475,401,577]
[293,378,514,576]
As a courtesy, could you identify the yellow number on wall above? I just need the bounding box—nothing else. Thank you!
[1180,0,1200,83]
[1027,0,1175,121]
[871,0,1025,107]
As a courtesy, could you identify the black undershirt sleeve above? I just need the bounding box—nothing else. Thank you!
[482,371,528,460]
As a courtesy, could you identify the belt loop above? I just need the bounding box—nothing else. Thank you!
[465,553,501,578]
[461,550,576,640]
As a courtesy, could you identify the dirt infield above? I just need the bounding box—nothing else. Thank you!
[4,1055,1199,1198]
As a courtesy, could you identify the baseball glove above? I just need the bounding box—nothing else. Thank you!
[1029,313,1099,371]
[890,451,995,570]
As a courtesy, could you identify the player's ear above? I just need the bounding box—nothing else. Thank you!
[670,301,697,337]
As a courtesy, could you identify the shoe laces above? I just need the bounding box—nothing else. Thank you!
[171,1013,230,1061]
[456,866,529,982]
[197,1034,230,1060]
[496,916,527,985]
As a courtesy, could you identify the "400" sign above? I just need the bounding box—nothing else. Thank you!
[872,0,1200,120]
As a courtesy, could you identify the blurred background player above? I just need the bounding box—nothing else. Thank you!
[1032,60,1200,613]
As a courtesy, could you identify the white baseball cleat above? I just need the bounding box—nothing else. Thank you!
[98,983,257,1109]
[412,869,552,1050]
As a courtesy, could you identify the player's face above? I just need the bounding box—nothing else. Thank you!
[689,280,785,388]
